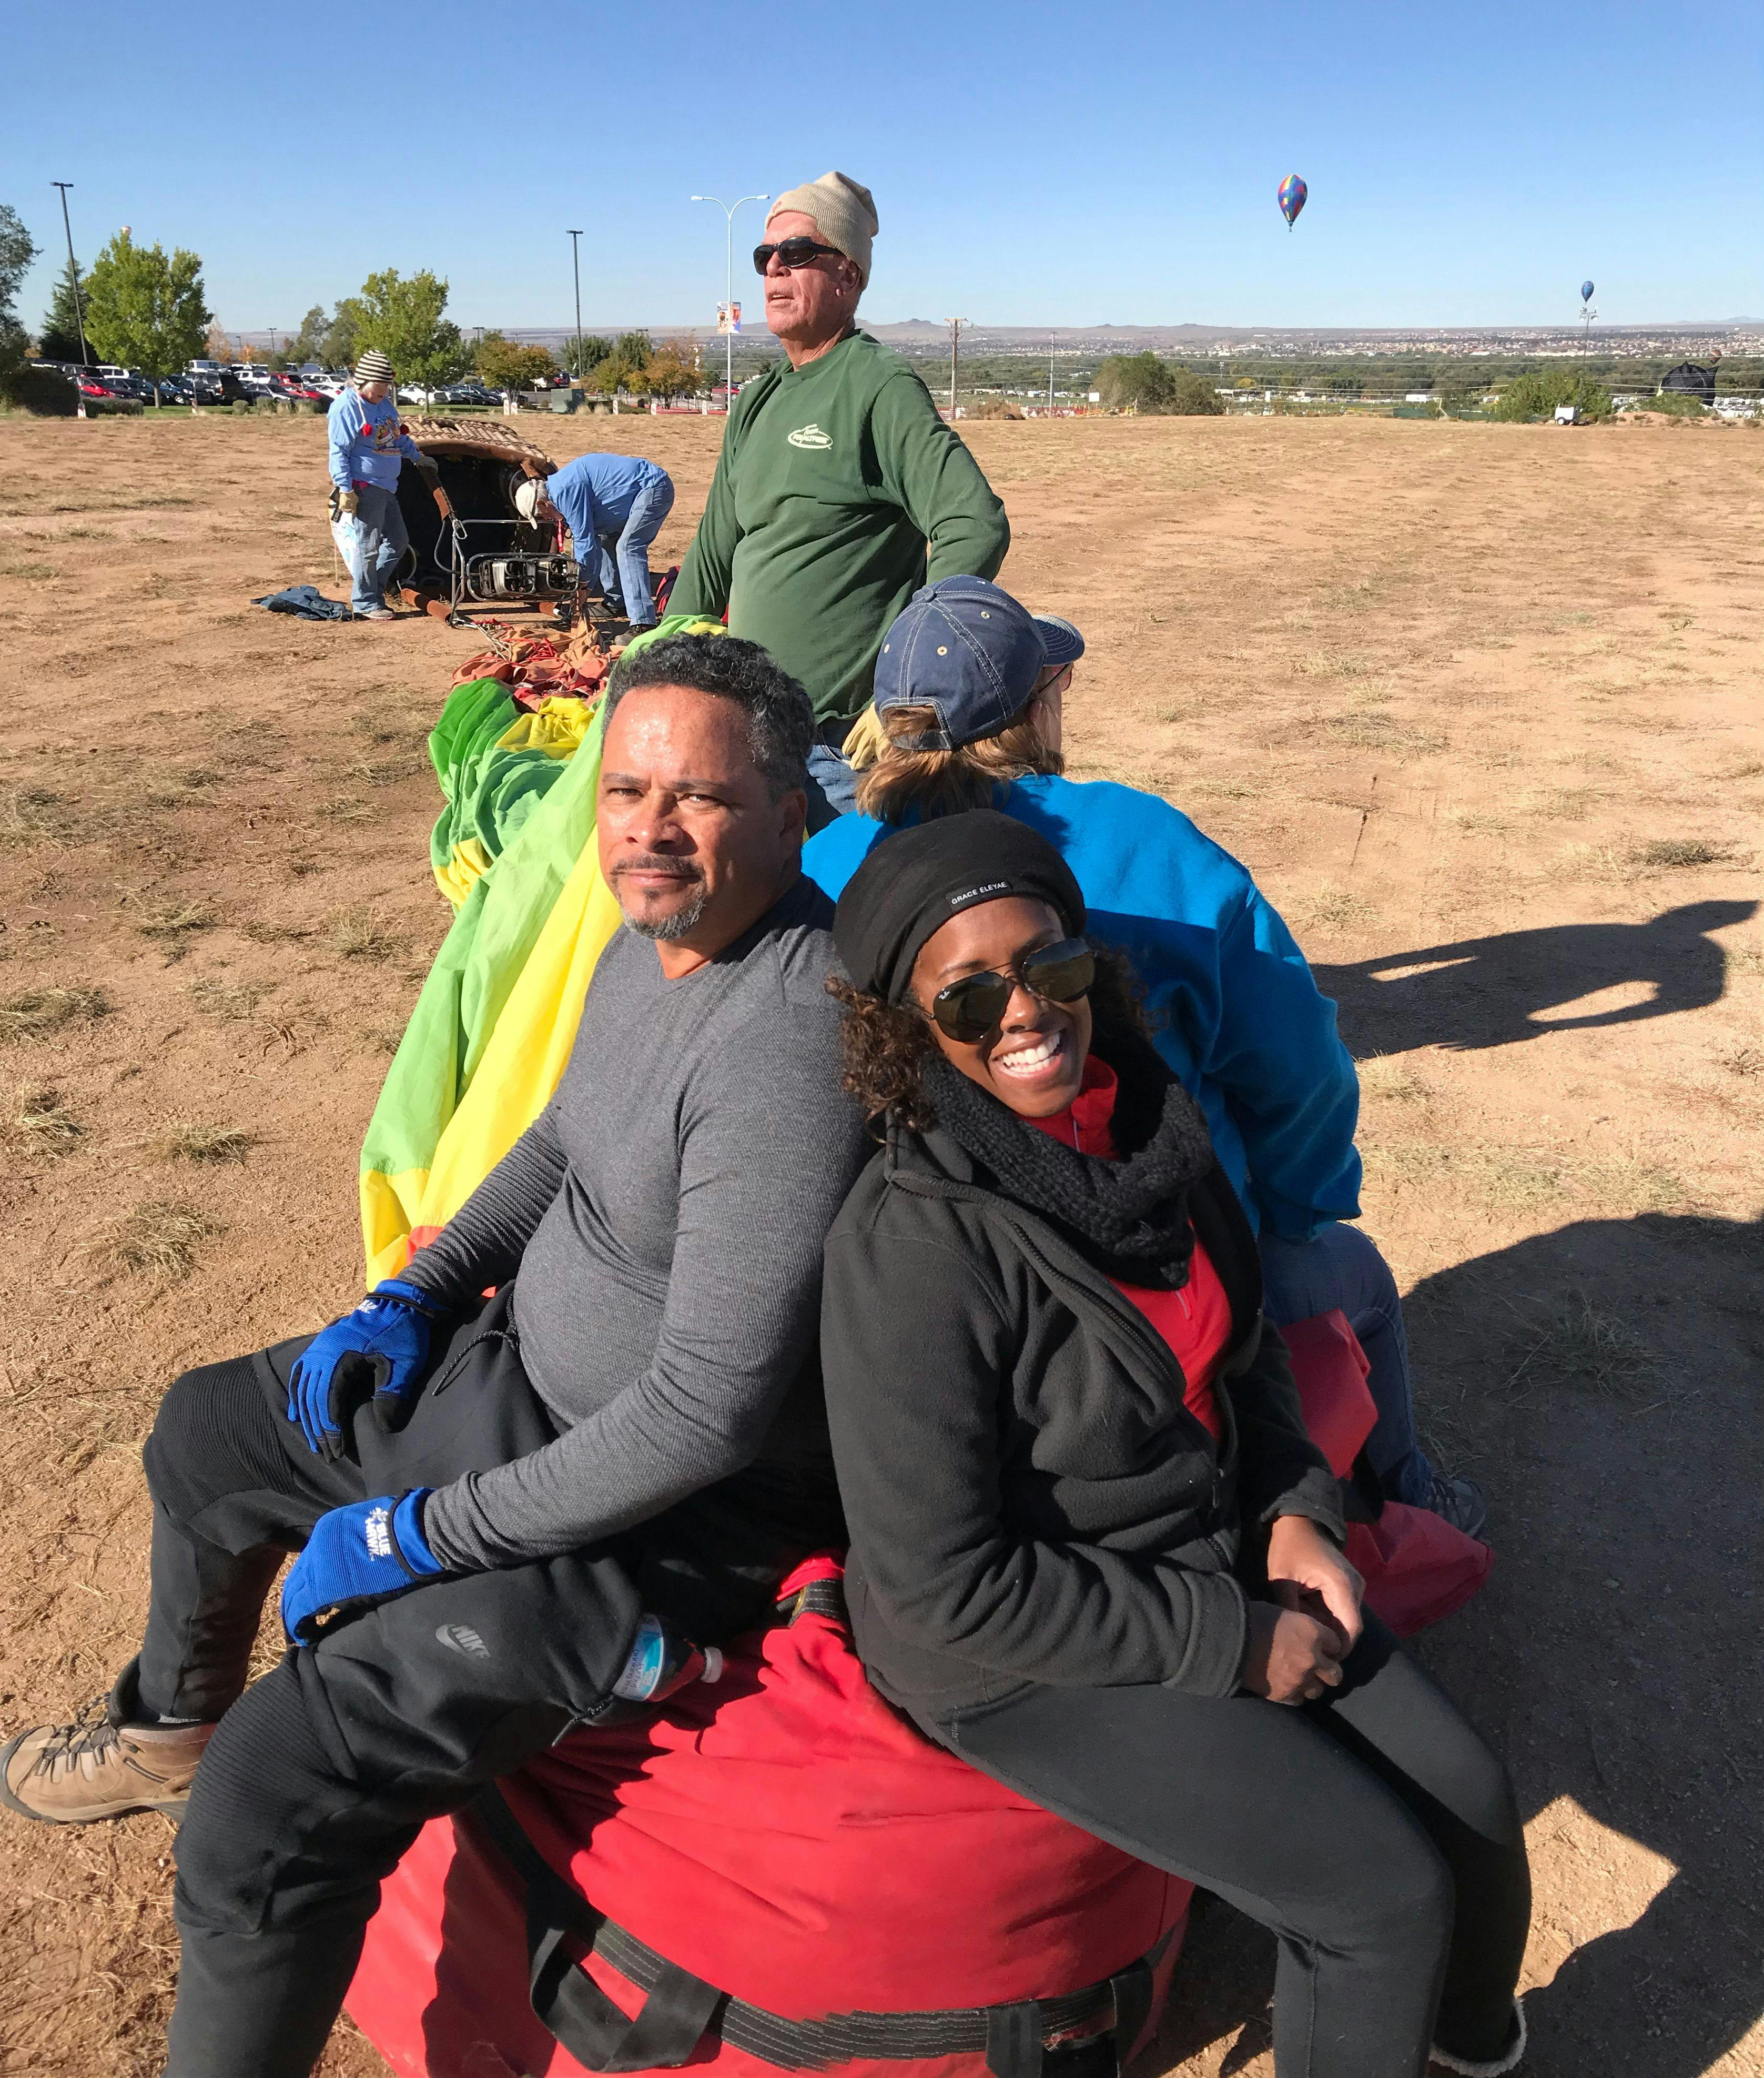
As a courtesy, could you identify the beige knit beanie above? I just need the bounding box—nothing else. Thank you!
[767,172,879,289]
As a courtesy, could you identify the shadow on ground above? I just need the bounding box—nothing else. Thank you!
[1145,1210,1764,2077]
[1311,901,1756,1054]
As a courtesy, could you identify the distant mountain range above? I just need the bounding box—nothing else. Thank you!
[497,318,1752,354]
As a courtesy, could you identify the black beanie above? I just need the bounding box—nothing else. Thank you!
[833,812,1087,1006]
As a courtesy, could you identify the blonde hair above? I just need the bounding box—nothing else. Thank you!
[854,702,1061,823]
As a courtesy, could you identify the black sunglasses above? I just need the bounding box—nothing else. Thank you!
[753,237,846,276]
[926,938,1095,1044]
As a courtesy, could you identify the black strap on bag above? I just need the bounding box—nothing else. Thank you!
[464,1576,1173,2075]
[469,1780,1176,2077]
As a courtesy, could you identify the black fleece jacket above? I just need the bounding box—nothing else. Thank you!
[820,1116,1344,1717]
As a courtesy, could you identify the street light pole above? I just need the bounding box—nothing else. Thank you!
[1048,331,1055,414]
[567,230,584,383]
[50,181,88,367]
[691,193,769,409]
[945,318,968,415]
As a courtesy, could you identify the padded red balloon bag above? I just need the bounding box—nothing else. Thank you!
[348,1571,1192,2078]
[1278,1310,1493,1634]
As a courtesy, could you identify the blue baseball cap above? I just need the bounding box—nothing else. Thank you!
[874,579,1047,749]
[1033,613,1085,669]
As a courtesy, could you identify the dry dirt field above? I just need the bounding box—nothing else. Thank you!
[0,406,1759,2077]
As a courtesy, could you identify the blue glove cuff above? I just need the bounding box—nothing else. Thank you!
[373,1277,450,1320]
[390,1489,445,1578]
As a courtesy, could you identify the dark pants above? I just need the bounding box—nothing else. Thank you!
[137,1294,834,2078]
[924,1618,1529,2078]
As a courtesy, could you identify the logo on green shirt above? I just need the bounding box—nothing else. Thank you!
[786,423,833,450]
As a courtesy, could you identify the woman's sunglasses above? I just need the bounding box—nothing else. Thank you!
[926,939,1095,1044]
[753,237,846,276]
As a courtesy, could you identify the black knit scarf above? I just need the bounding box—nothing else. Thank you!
[921,1018,1214,1288]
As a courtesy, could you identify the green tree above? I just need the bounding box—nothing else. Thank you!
[588,330,654,396]
[573,334,612,376]
[322,297,364,370]
[285,304,327,366]
[1165,368,1224,417]
[37,257,87,362]
[351,268,463,388]
[628,340,705,401]
[1097,351,1172,412]
[82,230,211,397]
[1491,368,1614,423]
[474,332,556,391]
[0,204,37,387]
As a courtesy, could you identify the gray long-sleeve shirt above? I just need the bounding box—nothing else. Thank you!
[404,876,868,1571]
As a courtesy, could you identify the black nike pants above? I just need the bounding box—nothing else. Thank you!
[135,1292,838,2078]
[921,1620,1530,2078]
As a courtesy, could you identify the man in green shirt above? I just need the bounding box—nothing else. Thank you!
[669,170,1010,823]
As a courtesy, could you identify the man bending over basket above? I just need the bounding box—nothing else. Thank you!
[0,635,868,2078]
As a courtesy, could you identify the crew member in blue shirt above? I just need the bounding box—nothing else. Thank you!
[325,349,438,620]
[513,453,675,629]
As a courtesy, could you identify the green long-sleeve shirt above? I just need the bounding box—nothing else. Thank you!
[670,331,1010,728]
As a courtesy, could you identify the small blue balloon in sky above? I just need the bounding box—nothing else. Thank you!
[1279,175,1307,230]
[1581,279,1595,304]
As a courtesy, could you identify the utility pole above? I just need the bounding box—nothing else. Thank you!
[50,181,89,366]
[1048,331,1056,413]
[567,230,584,382]
[946,317,968,415]
[692,194,769,408]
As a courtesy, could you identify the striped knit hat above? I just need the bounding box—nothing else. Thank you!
[353,348,394,386]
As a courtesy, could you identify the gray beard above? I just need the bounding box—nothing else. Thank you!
[620,884,711,942]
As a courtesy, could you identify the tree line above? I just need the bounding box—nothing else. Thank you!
[1,204,709,404]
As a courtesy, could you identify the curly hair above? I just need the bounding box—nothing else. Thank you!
[829,940,1151,1136]
[603,634,813,800]
[853,701,1061,824]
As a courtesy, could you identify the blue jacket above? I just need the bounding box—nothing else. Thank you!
[327,388,423,492]
[803,775,1363,1241]
[545,453,668,564]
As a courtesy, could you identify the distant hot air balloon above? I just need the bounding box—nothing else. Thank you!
[1581,279,1595,304]
[1279,175,1307,230]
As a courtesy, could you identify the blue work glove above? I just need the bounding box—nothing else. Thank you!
[286,1278,447,1460]
[281,1490,445,1645]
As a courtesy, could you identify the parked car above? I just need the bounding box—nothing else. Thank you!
[154,375,194,405]
[269,372,327,401]
[186,359,249,404]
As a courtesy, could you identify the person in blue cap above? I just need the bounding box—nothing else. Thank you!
[803,578,1487,1536]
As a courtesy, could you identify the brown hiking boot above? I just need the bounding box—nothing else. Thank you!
[0,1667,212,1824]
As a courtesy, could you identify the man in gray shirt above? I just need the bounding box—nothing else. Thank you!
[1,635,868,2078]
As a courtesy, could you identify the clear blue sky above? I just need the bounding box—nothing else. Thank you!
[4,0,1758,336]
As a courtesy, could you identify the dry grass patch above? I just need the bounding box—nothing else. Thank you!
[1324,713,1446,755]
[0,785,76,849]
[186,976,265,1021]
[320,795,376,825]
[88,1198,224,1280]
[1627,838,1743,871]
[1357,1054,1430,1103]
[1504,1295,1652,1400]
[1376,1138,1566,1213]
[157,1123,256,1164]
[1290,881,1373,933]
[1718,1045,1763,1077]
[0,983,112,1043]
[3,1083,83,1156]
[133,898,218,941]
[241,919,310,945]
[0,559,57,580]
[328,906,408,963]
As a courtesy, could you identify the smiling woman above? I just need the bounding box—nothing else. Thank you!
[817,810,1535,2078]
